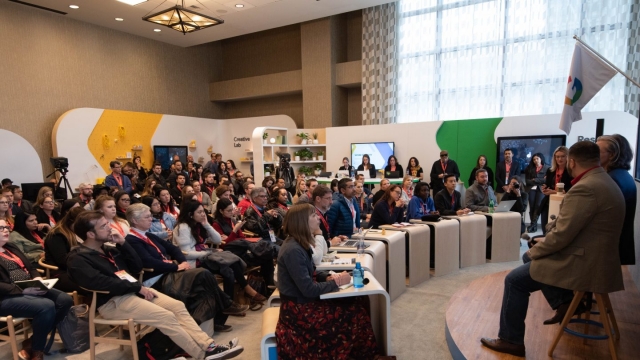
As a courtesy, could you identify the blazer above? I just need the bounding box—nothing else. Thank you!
[105,173,132,193]
[608,168,637,265]
[327,194,361,238]
[434,189,462,215]
[464,183,497,212]
[495,161,521,193]
[430,160,460,194]
[529,167,625,293]
[356,164,376,179]
[368,200,404,229]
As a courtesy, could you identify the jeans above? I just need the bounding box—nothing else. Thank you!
[522,253,573,310]
[0,288,73,351]
[498,262,543,344]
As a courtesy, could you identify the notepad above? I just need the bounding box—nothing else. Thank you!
[332,258,356,265]
[15,279,58,291]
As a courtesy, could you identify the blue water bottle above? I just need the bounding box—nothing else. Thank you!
[353,262,364,288]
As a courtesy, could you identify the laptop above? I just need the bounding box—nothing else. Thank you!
[357,170,371,179]
[319,172,332,178]
[336,170,349,178]
[494,200,516,212]
[385,171,400,178]
[338,227,372,248]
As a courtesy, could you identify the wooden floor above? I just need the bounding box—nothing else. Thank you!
[445,267,640,359]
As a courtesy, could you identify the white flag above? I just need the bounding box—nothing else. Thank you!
[559,42,617,134]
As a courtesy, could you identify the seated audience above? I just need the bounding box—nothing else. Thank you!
[35,196,60,229]
[338,156,356,175]
[465,169,497,212]
[167,160,190,189]
[354,174,372,196]
[73,182,94,207]
[216,162,230,182]
[9,186,34,214]
[500,177,528,233]
[156,186,180,219]
[275,178,293,204]
[406,157,424,179]
[191,181,213,213]
[0,219,73,360]
[310,185,345,250]
[133,155,147,183]
[232,172,246,199]
[170,173,187,206]
[67,212,243,359]
[267,187,289,216]
[384,155,403,176]
[141,196,175,241]
[406,182,438,220]
[371,178,390,207]
[292,179,307,204]
[330,179,340,201]
[225,181,239,205]
[211,185,238,216]
[43,207,87,293]
[0,194,14,230]
[140,178,157,198]
[275,204,378,359]
[294,178,318,204]
[237,181,255,216]
[202,172,217,201]
[181,185,196,205]
[59,199,81,218]
[262,177,275,194]
[468,155,494,188]
[104,161,132,193]
[34,186,58,213]
[327,178,360,238]
[9,212,46,265]
[369,185,405,229]
[148,162,167,189]
[400,175,414,206]
[84,185,109,211]
[243,187,283,241]
[113,191,131,221]
[226,160,238,178]
[356,154,376,179]
[95,195,131,237]
[175,200,266,314]
[125,204,247,327]
[434,174,470,216]
[354,181,372,222]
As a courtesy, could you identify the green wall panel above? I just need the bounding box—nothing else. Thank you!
[436,118,503,188]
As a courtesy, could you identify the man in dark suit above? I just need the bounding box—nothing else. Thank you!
[481,141,626,357]
[429,150,460,195]
[495,148,521,201]
[434,174,470,216]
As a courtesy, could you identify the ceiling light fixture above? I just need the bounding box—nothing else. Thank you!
[142,0,224,35]
[115,18,124,21]
[235,4,244,8]
[117,0,148,5]
[69,5,79,9]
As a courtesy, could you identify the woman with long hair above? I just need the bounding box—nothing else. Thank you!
[43,207,86,293]
[155,186,180,219]
[133,155,147,182]
[539,146,573,233]
[357,154,377,179]
[0,194,14,230]
[141,196,175,241]
[524,153,549,232]
[400,175,414,206]
[292,179,307,204]
[384,155,403,176]
[330,179,340,201]
[113,191,131,221]
[141,177,157,197]
[468,155,494,188]
[275,204,378,359]
[0,219,73,360]
[216,162,230,182]
[261,176,275,192]
[59,199,81,218]
[212,198,276,287]
[406,157,424,179]
[338,157,355,175]
[35,196,60,229]
[190,163,204,184]
[34,186,59,212]
[211,185,238,215]
[8,212,46,265]
[369,185,405,229]
[226,160,238,177]
[95,195,131,237]
[175,200,266,315]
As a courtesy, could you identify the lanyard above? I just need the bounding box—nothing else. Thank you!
[555,169,563,186]
[250,204,263,218]
[31,231,44,247]
[110,221,125,237]
[99,251,119,271]
[159,218,167,231]
[278,203,288,211]
[163,204,178,218]
[48,215,56,226]
[505,162,511,183]
[315,207,330,234]
[346,198,355,219]
[0,249,29,275]
[197,193,202,203]
[130,229,167,260]
[114,174,123,187]
[441,161,447,173]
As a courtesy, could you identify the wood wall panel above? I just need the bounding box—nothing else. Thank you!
[300,18,334,128]
[348,88,363,126]
[210,70,302,101]
[346,11,363,62]
[222,94,304,128]
[336,60,363,87]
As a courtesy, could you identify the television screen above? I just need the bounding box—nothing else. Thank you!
[496,135,566,173]
[153,146,188,170]
[351,142,395,170]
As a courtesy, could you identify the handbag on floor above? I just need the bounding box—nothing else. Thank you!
[57,304,90,353]
[137,329,187,360]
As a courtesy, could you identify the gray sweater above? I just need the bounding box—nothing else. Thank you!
[465,182,497,212]
[276,238,338,303]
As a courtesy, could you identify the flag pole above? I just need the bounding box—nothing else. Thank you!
[573,35,640,89]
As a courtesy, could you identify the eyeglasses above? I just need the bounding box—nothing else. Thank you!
[120,198,131,203]
[256,195,268,198]
[393,190,402,195]
[0,201,8,205]
[0,226,11,232]
[43,201,55,205]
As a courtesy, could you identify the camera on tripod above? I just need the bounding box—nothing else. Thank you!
[50,157,69,173]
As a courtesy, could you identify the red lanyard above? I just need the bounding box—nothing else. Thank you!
[555,169,563,186]
[404,188,412,198]
[536,165,543,173]
[197,193,202,203]
[441,161,447,173]
[159,218,167,230]
[250,204,263,218]
[163,204,178,217]
[0,249,29,275]
[278,203,288,211]
[110,221,125,237]
[31,231,44,247]
[99,252,119,271]
[114,174,123,187]
[130,229,167,260]
[48,215,56,226]
[346,198,355,219]
[315,207,330,234]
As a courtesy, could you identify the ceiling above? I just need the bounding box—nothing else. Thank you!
[18,0,394,47]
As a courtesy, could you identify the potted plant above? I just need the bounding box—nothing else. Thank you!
[296,132,309,145]
[317,150,324,161]
[300,148,313,161]
[312,133,319,144]
[313,163,323,176]
[294,150,301,162]
[263,132,268,144]
[299,166,313,177]
[264,164,274,176]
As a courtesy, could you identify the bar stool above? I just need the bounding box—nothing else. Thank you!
[548,291,619,359]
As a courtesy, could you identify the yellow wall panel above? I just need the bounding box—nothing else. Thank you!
[87,110,162,173]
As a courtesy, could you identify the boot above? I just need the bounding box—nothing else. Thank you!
[30,351,44,360]
[527,224,537,233]
[527,213,539,233]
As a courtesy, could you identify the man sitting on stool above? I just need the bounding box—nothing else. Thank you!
[480,141,625,357]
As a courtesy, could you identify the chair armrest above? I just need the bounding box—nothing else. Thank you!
[242,230,257,237]
[79,286,110,294]
[38,258,59,271]
[142,268,154,273]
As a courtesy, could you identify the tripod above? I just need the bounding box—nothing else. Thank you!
[46,167,73,200]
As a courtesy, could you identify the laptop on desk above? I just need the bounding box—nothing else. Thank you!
[357,170,371,179]
[337,227,372,248]
[495,200,516,212]
[385,171,400,178]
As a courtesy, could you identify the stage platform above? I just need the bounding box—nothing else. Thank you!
[445,267,640,359]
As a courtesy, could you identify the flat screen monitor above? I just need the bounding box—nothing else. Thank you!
[351,142,395,170]
[496,135,566,173]
[21,182,51,202]
[153,146,188,170]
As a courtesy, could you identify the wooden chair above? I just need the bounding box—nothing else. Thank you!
[0,316,32,360]
[37,257,80,305]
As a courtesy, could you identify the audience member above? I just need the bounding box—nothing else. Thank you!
[211,185,238,216]
[274,157,295,195]
[190,163,205,185]
[353,181,371,224]
[295,178,318,204]
[35,196,60,229]
[226,160,238,177]
[597,134,637,265]
[311,185,345,249]
[267,187,290,220]
[34,186,55,212]
[384,155,404,177]
[524,153,548,232]
[262,177,275,193]
[73,182,94,207]
[84,185,109,211]
[95,195,130,237]
[202,172,217,199]
[292,178,307,204]
[539,146,573,233]
[468,155,494,188]
[10,185,34,214]
[406,157,424,179]
[357,154,377,179]
[43,207,86,293]
[0,218,73,360]
[148,163,167,189]
[400,175,414,207]
[141,196,175,241]
[406,182,438,220]
[430,150,460,195]
[167,160,190,190]
[237,181,255,216]
[434,174,469,216]
[140,178,157,198]
[156,187,180,219]
[104,161,132,193]
[59,199,81,218]
[495,148,521,201]
[192,181,213,213]
[481,141,625,357]
[67,211,244,359]
[216,162,230,182]
[0,194,14,230]
[371,178,391,206]
[8,212,45,265]
[275,178,293,203]
[369,185,405,229]
[500,177,528,233]
[169,173,187,206]
[133,155,147,182]
[1,178,12,189]
[330,179,340,201]
[275,204,378,359]
[354,174,373,196]
[204,153,219,175]
[465,169,497,212]
[243,187,283,241]
[113,191,131,221]
[327,178,360,238]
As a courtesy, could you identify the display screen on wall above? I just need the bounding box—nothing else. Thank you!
[496,135,566,173]
[351,142,395,170]
[153,146,188,170]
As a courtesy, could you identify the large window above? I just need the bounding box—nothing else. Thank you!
[397,0,631,122]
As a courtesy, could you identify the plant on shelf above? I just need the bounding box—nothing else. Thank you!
[299,166,313,176]
[264,164,274,176]
[296,132,309,145]
[314,163,324,170]
[316,150,324,161]
[299,148,314,160]
[311,132,319,144]
[263,132,268,144]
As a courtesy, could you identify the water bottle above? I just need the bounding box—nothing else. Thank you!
[350,167,355,179]
[489,199,495,214]
[356,228,365,258]
[353,262,364,288]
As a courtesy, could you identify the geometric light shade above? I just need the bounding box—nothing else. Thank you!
[142,5,223,35]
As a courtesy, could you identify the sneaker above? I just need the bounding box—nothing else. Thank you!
[228,337,239,348]
[204,342,244,360]
[214,324,233,333]
[222,302,249,315]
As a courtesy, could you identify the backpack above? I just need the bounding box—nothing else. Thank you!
[137,329,187,360]
[56,305,90,353]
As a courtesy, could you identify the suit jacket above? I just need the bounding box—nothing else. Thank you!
[529,167,625,293]
[434,189,462,215]
[105,173,132,193]
[495,161,521,193]
[608,168,636,265]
